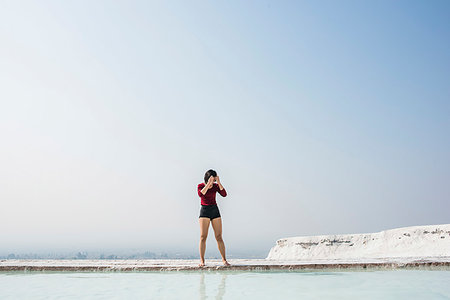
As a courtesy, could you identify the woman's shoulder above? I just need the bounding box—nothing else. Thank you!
[198,183,205,187]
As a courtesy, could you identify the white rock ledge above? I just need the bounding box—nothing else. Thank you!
[0,257,450,272]
[266,224,450,260]
[0,258,450,272]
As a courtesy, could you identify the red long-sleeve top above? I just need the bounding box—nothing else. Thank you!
[197,183,227,206]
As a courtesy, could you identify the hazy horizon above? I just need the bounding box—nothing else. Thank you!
[1,0,449,258]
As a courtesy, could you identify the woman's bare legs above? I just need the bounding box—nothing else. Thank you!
[199,217,210,267]
[211,217,230,266]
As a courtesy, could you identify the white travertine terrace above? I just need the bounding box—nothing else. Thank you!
[1,257,449,272]
[266,224,450,260]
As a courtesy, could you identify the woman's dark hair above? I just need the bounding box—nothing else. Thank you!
[204,169,217,184]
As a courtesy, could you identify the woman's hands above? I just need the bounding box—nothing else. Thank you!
[206,175,215,188]
[202,175,224,196]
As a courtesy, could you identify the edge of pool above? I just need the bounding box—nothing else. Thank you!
[1,258,450,272]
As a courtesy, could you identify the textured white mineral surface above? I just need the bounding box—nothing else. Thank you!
[266,224,450,260]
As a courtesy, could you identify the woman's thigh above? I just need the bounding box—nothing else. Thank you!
[211,217,222,237]
[199,217,211,237]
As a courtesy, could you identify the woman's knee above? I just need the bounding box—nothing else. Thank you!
[215,234,223,242]
[200,234,208,242]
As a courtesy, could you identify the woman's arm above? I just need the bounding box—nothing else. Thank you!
[216,176,224,190]
[200,176,214,195]
[200,185,210,195]
[216,176,227,197]
[217,182,224,191]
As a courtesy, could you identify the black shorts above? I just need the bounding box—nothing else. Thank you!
[199,204,221,220]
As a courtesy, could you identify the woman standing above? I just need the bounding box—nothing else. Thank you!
[197,169,231,267]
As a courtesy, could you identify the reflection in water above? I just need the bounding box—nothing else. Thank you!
[199,273,227,300]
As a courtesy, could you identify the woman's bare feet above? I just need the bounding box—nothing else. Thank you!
[223,260,231,266]
[198,261,205,267]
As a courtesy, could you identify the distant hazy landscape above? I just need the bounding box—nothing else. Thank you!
[0,249,267,260]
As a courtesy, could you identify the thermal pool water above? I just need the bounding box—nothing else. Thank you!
[1,270,449,299]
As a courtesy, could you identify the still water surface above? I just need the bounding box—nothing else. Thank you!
[1,270,449,299]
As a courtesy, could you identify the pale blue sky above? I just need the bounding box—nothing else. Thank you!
[0,0,449,257]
